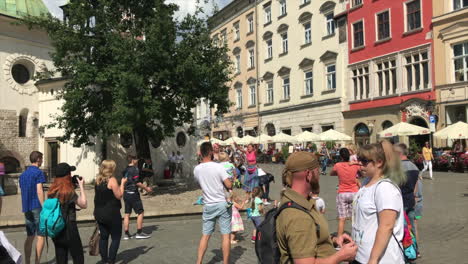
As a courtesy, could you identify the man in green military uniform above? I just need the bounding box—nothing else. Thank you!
[276,151,357,264]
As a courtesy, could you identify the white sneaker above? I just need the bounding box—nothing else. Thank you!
[123,234,133,240]
[263,201,271,205]
[135,232,151,239]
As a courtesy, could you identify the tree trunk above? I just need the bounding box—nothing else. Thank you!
[101,136,108,160]
[133,128,152,159]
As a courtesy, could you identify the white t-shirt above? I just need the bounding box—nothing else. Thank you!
[312,196,325,213]
[194,162,229,205]
[175,154,184,164]
[352,180,405,264]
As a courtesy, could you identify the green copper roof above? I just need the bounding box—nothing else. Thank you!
[0,0,49,19]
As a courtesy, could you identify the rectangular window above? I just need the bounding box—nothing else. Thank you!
[279,0,287,16]
[326,64,336,90]
[406,0,421,31]
[236,88,242,109]
[453,0,468,10]
[248,49,255,68]
[304,71,313,95]
[453,42,468,82]
[326,13,335,36]
[304,22,311,44]
[377,11,390,40]
[322,125,334,132]
[352,66,370,100]
[281,33,288,53]
[264,5,272,24]
[353,21,364,48]
[248,15,254,33]
[266,39,273,59]
[249,84,256,106]
[235,54,241,74]
[234,22,240,41]
[376,59,397,96]
[405,51,430,90]
[221,29,227,45]
[283,77,290,99]
[352,0,363,7]
[266,81,274,103]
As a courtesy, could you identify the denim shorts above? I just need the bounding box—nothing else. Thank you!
[24,208,44,236]
[202,202,232,235]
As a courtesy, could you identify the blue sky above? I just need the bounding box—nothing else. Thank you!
[42,0,232,19]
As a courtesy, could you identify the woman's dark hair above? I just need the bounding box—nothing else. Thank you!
[339,148,350,162]
[200,142,213,157]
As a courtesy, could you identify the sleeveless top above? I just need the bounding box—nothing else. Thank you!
[246,151,256,164]
[94,181,121,222]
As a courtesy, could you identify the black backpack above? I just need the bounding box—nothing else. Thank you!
[255,201,320,264]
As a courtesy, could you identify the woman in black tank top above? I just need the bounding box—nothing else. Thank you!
[93,160,127,264]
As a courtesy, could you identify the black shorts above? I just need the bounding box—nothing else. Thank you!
[124,193,144,215]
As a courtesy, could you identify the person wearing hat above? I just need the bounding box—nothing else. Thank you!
[47,162,87,264]
[276,151,357,264]
[19,151,46,264]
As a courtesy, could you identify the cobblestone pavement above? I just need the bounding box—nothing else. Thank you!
[2,164,468,263]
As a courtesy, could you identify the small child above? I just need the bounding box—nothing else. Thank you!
[250,187,264,243]
[219,152,237,207]
[230,192,247,244]
[311,187,326,214]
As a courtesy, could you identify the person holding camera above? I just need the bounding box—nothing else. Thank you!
[94,160,127,264]
[123,155,152,240]
[47,163,87,264]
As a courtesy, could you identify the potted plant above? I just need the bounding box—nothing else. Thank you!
[435,155,450,172]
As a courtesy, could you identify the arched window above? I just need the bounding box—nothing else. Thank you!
[176,132,186,147]
[18,109,29,137]
[382,120,393,130]
[354,123,370,146]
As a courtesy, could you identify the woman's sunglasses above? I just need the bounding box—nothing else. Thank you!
[357,157,374,166]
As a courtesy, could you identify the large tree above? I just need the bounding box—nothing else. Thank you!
[25,0,231,159]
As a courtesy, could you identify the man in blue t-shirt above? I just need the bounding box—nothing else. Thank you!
[123,155,153,240]
[19,151,46,264]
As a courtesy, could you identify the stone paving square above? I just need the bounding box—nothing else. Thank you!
[1,164,467,263]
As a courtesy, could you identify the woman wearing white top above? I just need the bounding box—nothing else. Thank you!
[350,140,406,264]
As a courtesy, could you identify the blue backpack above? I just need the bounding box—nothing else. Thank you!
[39,198,66,238]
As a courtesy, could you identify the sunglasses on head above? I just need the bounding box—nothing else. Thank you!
[357,157,374,166]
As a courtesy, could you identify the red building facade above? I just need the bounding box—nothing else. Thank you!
[343,0,435,145]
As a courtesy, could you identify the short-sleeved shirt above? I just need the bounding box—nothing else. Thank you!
[194,162,229,205]
[19,166,46,213]
[251,197,263,217]
[276,188,336,263]
[220,161,235,178]
[400,160,419,210]
[123,166,140,193]
[175,155,184,164]
[332,162,360,193]
[312,197,325,213]
[422,147,433,161]
[352,180,405,264]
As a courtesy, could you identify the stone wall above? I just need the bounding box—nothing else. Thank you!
[0,109,38,172]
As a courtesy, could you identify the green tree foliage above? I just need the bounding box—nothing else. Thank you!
[23,0,232,158]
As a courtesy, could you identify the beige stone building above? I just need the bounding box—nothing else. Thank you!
[432,0,468,147]
[256,0,349,137]
[209,0,260,139]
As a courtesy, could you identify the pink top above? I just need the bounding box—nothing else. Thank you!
[332,162,360,193]
[246,151,256,165]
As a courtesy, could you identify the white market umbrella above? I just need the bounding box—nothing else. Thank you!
[378,122,430,138]
[236,135,257,145]
[433,121,468,140]
[254,133,274,144]
[319,129,352,141]
[197,138,223,146]
[271,132,297,143]
[295,131,321,142]
[221,136,241,146]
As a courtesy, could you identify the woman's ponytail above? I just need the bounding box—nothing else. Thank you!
[381,140,406,186]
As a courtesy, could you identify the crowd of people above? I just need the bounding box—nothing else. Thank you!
[195,139,428,264]
[0,137,433,264]
[10,152,154,264]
